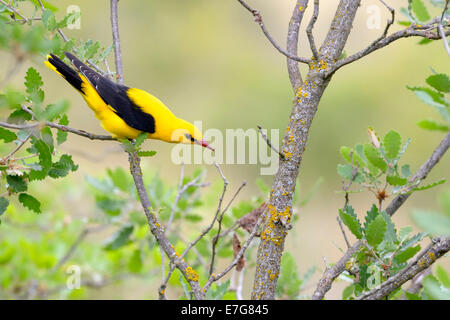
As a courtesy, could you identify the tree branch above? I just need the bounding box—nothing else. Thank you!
[110,0,124,84]
[326,21,449,77]
[357,237,450,300]
[287,0,309,89]
[312,131,450,300]
[236,0,310,65]
[306,0,320,60]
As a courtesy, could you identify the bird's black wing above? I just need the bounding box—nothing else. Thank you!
[64,52,156,134]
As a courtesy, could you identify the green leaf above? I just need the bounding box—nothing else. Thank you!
[6,175,28,193]
[96,195,125,216]
[364,144,387,172]
[56,114,69,145]
[134,132,148,149]
[410,0,431,22]
[0,197,9,215]
[417,119,449,132]
[386,175,408,186]
[107,167,129,192]
[128,249,143,273]
[412,179,446,192]
[404,291,422,300]
[407,86,450,122]
[104,225,134,250]
[34,139,52,172]
[48,154,78,178]
[277,252,302,298]
[18,193,41,213]
[206,280,231,300]
[42,9,57,30]
[342,284,355,300]
[0,127,17,143]
[380,210,397,243]
[426,74,450,93]
[365,215,387,247]
[394,245,421,263]
[41,100,69,121]
[364,204,379,230]
[337,164,353,180]
[401,164,411,178]
[383,130,401,160]
[411,210,450,236]
[24,67,43,95]
[435,265,450,288]
[339,206,363,239]
[423,275,450,300]
[137,150,157,157]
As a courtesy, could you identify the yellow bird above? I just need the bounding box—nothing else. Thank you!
[45,52,214,150]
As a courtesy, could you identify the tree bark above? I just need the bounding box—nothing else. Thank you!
[251,0,362,300]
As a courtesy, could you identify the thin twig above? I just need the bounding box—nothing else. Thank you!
[110,0,124,84]
[0,0,29,22]
[203,214,263,292]
[438,1,450,56]
[357,238,450,300]
[306,0,320,60]
[257,125,285,160]
[209,180,247,276]
[235,0,310,64]
[287,0,310,89]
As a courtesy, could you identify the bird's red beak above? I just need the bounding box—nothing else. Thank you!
[199,139,214,152]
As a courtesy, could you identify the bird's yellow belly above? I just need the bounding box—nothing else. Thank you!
[81,93,142,139]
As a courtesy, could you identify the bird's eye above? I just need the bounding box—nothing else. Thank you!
[185,133,195,142]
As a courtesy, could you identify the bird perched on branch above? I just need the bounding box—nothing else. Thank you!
[45,52,214,150]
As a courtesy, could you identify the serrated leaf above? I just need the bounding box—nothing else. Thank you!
[394,245,421,263]
[104,225,134,250]
[24,67,43,95]
[6,175,27,192]
[364,144,387,172]
[34,139,52,172]
[48,154,78,178]
[383,130,401,160]
[339,206,363,239]
[365,215,387,247]
[387,175,408,186]
[417,119,450,132]
[56,114,69,145]
[364,204,379,230]
[134,132,148,149]
[18,193,41,213]
[426,74,450,93]
[413,179,446,192]
[0,127,17,143]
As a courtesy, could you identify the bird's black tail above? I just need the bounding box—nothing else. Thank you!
[45,53,84,93]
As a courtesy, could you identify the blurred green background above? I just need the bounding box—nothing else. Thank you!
[0,0,448,299]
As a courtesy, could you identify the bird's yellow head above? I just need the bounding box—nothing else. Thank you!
[170,118,214,151]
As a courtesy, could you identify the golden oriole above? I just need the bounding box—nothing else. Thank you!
[45,52,213,150]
